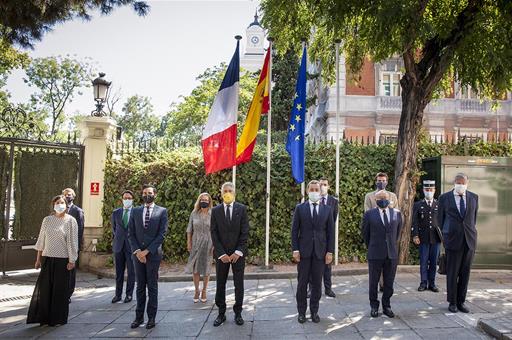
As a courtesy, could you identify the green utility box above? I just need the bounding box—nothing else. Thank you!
[422,156,512,269]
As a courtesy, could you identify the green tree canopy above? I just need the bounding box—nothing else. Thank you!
[164,64,258,144]
[271,49,300,132]
[261,0,512,263]
[24,55,95,135]
[117,95,163,141]
[0,1,149,48]
[0,38,30,109]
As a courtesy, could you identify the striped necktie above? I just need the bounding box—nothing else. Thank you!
[144,206,151,229]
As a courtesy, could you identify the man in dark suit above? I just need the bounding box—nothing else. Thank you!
[127,184,168,329]
[438,173,478,314]
[362,190,402,318]
[412,180,442,292]
[111,190,136,303]
[63,188,84,302]
[307,178,338,298]
[292,180,335,324]
[211,182,249,327]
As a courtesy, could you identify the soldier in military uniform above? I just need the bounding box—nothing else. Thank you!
[412,180,443,292]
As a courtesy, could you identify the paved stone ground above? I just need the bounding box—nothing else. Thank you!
[0,269,511,339]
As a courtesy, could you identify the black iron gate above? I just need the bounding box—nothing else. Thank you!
[0,106,84,274]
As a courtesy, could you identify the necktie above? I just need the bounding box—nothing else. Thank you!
[312,203,318,221]
[321,197,326,205]
[459,195,466,217]
[144,206,150,229]
[122,209,129,229]
[226,205,231,223]
[383,209,390,231]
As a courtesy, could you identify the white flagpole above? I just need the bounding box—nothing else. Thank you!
[232,34,242,190]
[334,39,341,266]
[264,38,273,268]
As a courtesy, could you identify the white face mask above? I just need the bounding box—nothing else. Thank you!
[54,203,66,214]
[123,199,133,208]
[424,191,434,200]
[308,192,321,203]
[320,186,328,196]
[454,184,467,194]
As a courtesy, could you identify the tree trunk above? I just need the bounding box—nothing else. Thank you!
[394,73,428,264]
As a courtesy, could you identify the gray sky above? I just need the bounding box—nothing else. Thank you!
[7,0,262,118]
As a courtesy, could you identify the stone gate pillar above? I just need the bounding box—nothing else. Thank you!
[78,116,117,252]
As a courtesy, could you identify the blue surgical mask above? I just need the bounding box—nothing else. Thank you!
[424,191,434,200]
[308,192,321,203]
[123,199,133,208]
[376,199,390,209]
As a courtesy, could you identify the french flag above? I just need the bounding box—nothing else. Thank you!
[201,39,240,174]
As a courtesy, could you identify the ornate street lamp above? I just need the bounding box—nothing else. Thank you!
[91,72,112,117]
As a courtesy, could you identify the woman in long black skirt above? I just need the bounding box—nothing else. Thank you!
[27,195,78,326]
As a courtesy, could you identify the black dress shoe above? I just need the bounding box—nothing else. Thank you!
[383,308,395,318]
[370,308,379,317]
[145,318,156,329]
[448,304,458,313]
[311,313,320,323]
[111,296,122,303]
[124,296,132,303]
[428,285,440,293]
[457,303,470,313]
[234,314,244,325]
[131,318,144,329]
[298,314,306,323]
[417,284,427,292]
[213,314,226,327]
[325,288,336,298]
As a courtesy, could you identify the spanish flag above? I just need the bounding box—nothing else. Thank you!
[235,48,271,165]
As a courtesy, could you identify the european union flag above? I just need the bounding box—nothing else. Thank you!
[286,46,307,184]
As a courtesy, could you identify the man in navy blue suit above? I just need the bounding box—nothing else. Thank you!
[63,188,84,302]
[292,180,335,324]
[127,184,168,330]
[438,173,478,314]
[111,190,136,304]
[362,190,402,318]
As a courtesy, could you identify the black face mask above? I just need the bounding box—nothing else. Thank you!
[199,202,209,209]
[65,197,74,204]
[142,195,155,204]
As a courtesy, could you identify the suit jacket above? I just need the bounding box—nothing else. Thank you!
[362,207,402,260]
[127,204,168,260]
[111,207,132,253]
[68,204,84,249]
[210,202,250,259]
[411,199,442,244]
[322,195,339,223]
[438,190,478,251]
[291,202,335,260]
[364,190,399,212]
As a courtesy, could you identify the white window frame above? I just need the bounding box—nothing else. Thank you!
[380,71,401,97]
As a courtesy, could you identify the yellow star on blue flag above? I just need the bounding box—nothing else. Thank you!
[286,46,307,184]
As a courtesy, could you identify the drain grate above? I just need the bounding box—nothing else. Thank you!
[0,284,111,303]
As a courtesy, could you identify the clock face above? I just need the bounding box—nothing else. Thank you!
[251,36,260,45]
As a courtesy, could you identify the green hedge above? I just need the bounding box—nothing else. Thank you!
[0,146,9,235]
[99,140,512,264]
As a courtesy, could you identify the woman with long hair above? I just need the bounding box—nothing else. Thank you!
[27,194,78,326]
[184,192,213,303]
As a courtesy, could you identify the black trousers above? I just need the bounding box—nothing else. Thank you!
[308,263,332,291]
[68,250,79,299]
[133,255,161,319]
[297,256,325,315]
[27,257,70,326]
[368,258,397,309]
[215,256,245,315]
[446,239,474,305]
[114,244,135,298]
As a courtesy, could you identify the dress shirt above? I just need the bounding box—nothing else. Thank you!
[453,189,466,214]
[379,207,391,226]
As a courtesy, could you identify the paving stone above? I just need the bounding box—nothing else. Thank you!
[416,327,492,339]
[253,306,298,321]
[478,315,512,339]
[401,313,464,329]
[40,323,106,338]
[0,323,53,339]
[252,319,305,336]
[69,310,126,324]
[350,314,411,332]
[93,323,151,338]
